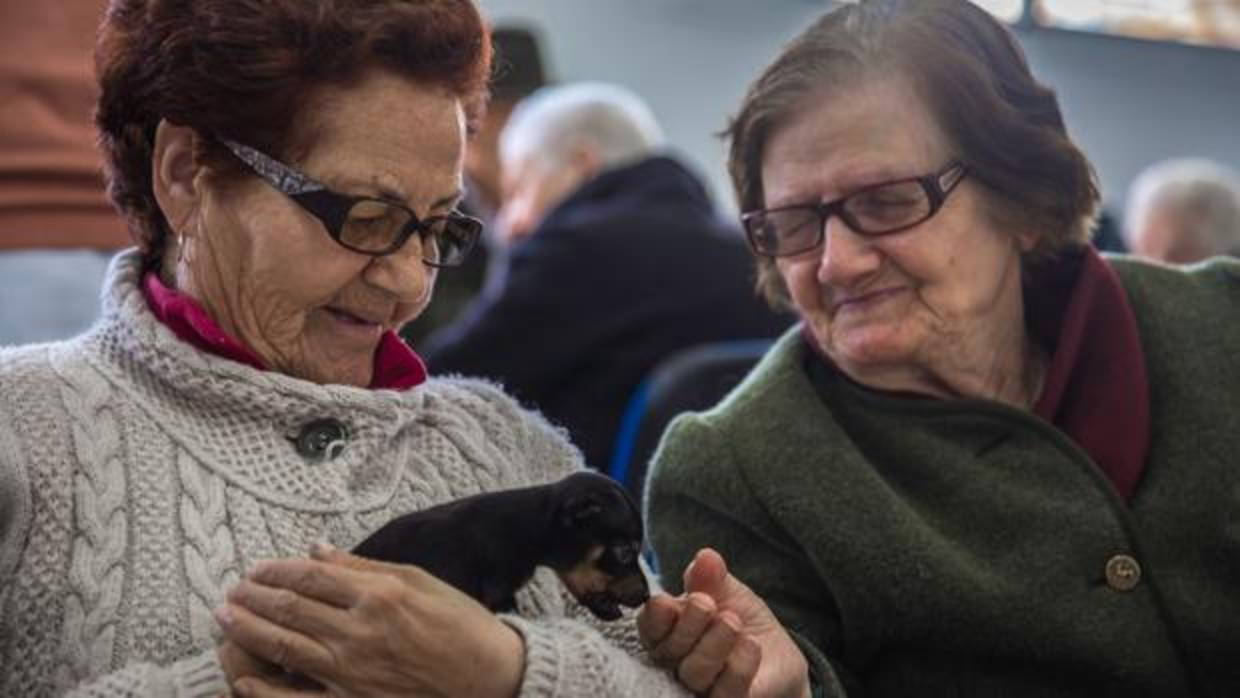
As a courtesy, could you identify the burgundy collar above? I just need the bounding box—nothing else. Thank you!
[142,272,427,391]
[1026,247,1149,500]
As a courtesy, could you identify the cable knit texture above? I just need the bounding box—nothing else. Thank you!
[0,249,688,698]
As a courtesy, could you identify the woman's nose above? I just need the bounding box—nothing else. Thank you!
[816,215,881,286]
[363,236,435,304]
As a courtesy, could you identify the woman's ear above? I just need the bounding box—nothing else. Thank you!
[1016,227,1041,253]
[151,120,204,232]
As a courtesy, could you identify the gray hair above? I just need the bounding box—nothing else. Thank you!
[1124,158,1240,256]
[499,82,665,171]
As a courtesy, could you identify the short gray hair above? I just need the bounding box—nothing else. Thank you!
[499,82,665,171]
[1125,158,1240,256]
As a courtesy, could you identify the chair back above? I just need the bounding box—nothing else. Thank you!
[609,339,773,498]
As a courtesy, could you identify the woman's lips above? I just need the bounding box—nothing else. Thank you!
[325,307,384,339]
[831,286,907,314]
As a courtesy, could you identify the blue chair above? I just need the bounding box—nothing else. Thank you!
[608,339,774,500]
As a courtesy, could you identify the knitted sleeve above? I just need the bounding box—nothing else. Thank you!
[645,412,853,697]
[61,650,227,697]
[0,397,32,592]
[468,382,692,698]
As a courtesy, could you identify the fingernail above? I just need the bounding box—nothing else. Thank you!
[225,579,251,603]
[311,541,336,558]
[246,560,270,580]
[233,679,253,697]
[213,604,233,627]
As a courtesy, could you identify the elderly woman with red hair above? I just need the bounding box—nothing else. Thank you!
[0,1,776,696]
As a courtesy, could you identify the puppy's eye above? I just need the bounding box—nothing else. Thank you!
[609,543,636,566]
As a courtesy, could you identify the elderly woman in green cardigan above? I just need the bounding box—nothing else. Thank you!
[638,0,1240,696]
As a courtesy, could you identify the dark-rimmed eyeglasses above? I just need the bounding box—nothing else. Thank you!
[219,138,482,268]
[741,160,969,258]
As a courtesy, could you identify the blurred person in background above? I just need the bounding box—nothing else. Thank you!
[0,2,129,344]
[467,25,552,226]
[401,24,551,346]
[1123,157,1240,263]
[0,1,775,696]
[423,82,793,471]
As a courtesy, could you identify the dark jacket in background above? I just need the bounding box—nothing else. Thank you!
[422,156,793,469]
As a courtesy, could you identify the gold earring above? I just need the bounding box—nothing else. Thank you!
[176,232,185,263]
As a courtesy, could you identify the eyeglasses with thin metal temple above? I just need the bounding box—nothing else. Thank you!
[741,160,969,258]
[219,138,483,268]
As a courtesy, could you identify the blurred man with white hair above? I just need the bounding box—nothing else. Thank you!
[1124,158,1240,264]
[423,82,791,470]
[494,82,666,244]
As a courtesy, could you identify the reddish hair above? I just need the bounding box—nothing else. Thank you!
[95,0,492,265]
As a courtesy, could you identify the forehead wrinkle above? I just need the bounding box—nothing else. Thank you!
[771,163,924,210]
[317,164,462,215]
[762,83,948,209]
[286,73,465,216]
[321,172,408,203]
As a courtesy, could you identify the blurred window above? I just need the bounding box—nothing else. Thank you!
[1035,0,1240,49]
[970,0,1026,22]
[837,0,1240,50]
[836,0,1024,23]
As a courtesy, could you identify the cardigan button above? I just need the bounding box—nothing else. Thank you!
[1105,554,1142,592]
[292,418,350,462]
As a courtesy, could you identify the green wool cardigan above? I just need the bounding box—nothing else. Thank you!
[645,256,1240,698]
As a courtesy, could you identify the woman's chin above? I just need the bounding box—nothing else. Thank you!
[293,355,374,387]
[299,322,381,385]
[821,326,917,372]
[329,363,374,387]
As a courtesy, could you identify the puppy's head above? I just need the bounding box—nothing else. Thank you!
[547,471,649,620]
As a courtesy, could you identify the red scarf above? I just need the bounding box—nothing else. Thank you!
[141,272,427,391]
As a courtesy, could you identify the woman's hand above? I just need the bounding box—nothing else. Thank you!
[217,639,282,686]
[639,548,811,698]
[217,640,321,696]
[214,543,525,698]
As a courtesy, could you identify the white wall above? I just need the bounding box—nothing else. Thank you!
[477,0,1240,220]
[1017,28,1240,216]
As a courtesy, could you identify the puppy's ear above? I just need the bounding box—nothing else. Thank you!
[560,494,604,529]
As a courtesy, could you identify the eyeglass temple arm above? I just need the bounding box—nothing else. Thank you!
[219,138,325,196]
[937,162,967,194]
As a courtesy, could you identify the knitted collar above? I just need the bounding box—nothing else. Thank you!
[85,249,429,511]
[141,272,427,390]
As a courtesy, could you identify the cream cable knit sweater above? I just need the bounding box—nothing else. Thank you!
[0,250,689,698]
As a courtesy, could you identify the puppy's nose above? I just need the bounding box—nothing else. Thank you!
[609,572,650,608]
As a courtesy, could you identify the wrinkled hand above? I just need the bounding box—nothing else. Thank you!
[214,543,525,698]
[639,548,811,698]
[217,639,279,685]
[216,640,319,697]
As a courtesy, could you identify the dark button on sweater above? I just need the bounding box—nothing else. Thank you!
[293,418,349,461]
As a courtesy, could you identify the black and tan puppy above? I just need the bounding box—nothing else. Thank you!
[352,471,649,620]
